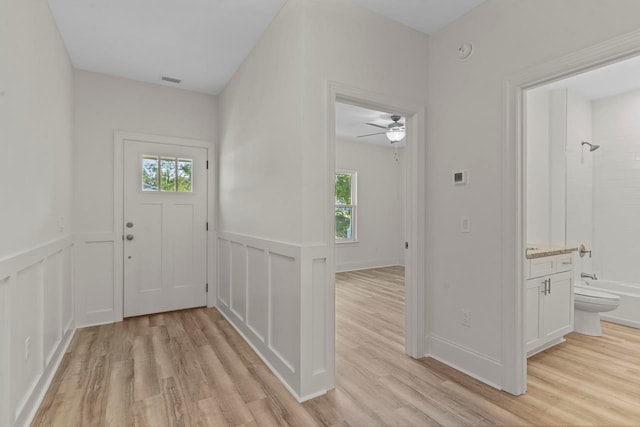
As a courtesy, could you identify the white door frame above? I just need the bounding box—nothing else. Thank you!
[502,29,640,395]
[326,81,427,358]
[113,131,216,322]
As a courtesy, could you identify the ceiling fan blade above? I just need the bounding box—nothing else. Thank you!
[365,122,388,130]
[357,131,387,138]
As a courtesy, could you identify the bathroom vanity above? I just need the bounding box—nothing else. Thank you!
[525,248,576,356]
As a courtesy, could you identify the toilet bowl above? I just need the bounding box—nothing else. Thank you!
[574,285,620,336]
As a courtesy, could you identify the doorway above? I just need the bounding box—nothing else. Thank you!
[325,83,427,391]
[503,31,640,395]
[333,99,409,372]
[115,133,212,318]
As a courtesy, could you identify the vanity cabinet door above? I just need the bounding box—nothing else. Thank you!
[542,271,574,340]
[526,277,545,351]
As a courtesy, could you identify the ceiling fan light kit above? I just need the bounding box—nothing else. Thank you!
[386,115,406,143]
[357,114,406,143]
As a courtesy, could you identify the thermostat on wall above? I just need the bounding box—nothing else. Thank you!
[454,170,469,185]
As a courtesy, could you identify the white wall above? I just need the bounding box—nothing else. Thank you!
[0,0,73,259]
[300,0,429,244]
[217,0,428,400]
[527,88,593,278]
[526,89,551,245]
[73,70,217,326]
[549,90,567,245]
[0,1,75,426]
[427,0,640,387]
[218,0,304,243]
[335,139,405,272]
[592,89,640,282]
[565,91,594,278]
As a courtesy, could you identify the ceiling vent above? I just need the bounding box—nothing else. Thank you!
[161,76,181,84]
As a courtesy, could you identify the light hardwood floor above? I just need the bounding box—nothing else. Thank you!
[32,266,640,426]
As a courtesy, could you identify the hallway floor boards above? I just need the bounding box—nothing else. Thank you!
[32,266,640,426]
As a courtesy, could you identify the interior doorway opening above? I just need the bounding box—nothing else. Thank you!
[324,82,427,397]
[503,33,640,395]
[333,99,409,368]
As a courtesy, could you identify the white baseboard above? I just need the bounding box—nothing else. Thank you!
[526,337,565,357]
[216,307,325,403]
[335,259,404,273]
[15,327,76,427]
[600,314,640,329]
[426,334,503,389]
[75,319,116,329]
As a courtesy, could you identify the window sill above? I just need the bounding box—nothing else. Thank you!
[336,240,359,246]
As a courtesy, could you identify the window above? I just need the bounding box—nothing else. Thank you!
[335,171,356,242]
[142,155,192,192]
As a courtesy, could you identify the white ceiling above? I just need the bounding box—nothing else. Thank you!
[353,0,485,34]
[48,0,485,95]
[541,55,640,100]
[336,102,406,148]
[48,0,286,94]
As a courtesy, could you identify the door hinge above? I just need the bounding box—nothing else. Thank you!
[405,241,409,249]
[206,160,209,169]
[206,283,209,292]
[206,222,209,231]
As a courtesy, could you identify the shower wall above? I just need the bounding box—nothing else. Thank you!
[592,89,640,283]
[565,91,593,276]
[527,88,593,279]
[526,88,569,246]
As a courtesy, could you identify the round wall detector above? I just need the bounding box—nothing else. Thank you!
[457,42,473,60]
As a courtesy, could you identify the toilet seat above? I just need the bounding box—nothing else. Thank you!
[575,286,620,301]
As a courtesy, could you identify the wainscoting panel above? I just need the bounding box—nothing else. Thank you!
[218,237,230,307]
[299,246,331,399]
[230,241,246,320]
[269,252,299,373]
[75,235,116,326]
[0,236,75,427]
[217,232,301,395]
[217,232,331,402]
[246,246,268,341]
[311,258,327,376]
[43,251,61,366]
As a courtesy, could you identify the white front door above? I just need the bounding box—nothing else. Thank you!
[123,139,208,317]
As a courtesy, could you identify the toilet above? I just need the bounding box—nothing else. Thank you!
[574,284,620,336]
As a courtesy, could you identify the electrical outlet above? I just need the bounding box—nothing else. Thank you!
[25,336,31,361]
[462,310,471,327]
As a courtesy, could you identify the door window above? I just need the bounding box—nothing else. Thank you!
[141,155,193,192]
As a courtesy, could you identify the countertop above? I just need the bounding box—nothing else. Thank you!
[526,245,578,259]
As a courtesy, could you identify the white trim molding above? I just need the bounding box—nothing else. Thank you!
[501,28,640,395]
[0,235,75,427]
[427,334,503,389]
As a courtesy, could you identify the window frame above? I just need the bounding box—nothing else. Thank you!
[335,170,357,243]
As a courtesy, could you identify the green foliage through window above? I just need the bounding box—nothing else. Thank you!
[335,172,355,240]
[142,156,192,192]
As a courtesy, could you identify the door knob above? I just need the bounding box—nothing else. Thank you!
[126,234,134,241]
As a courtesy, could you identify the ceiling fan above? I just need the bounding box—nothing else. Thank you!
[357,114,406,143]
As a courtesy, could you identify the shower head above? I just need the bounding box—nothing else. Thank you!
[581,141,600,152]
